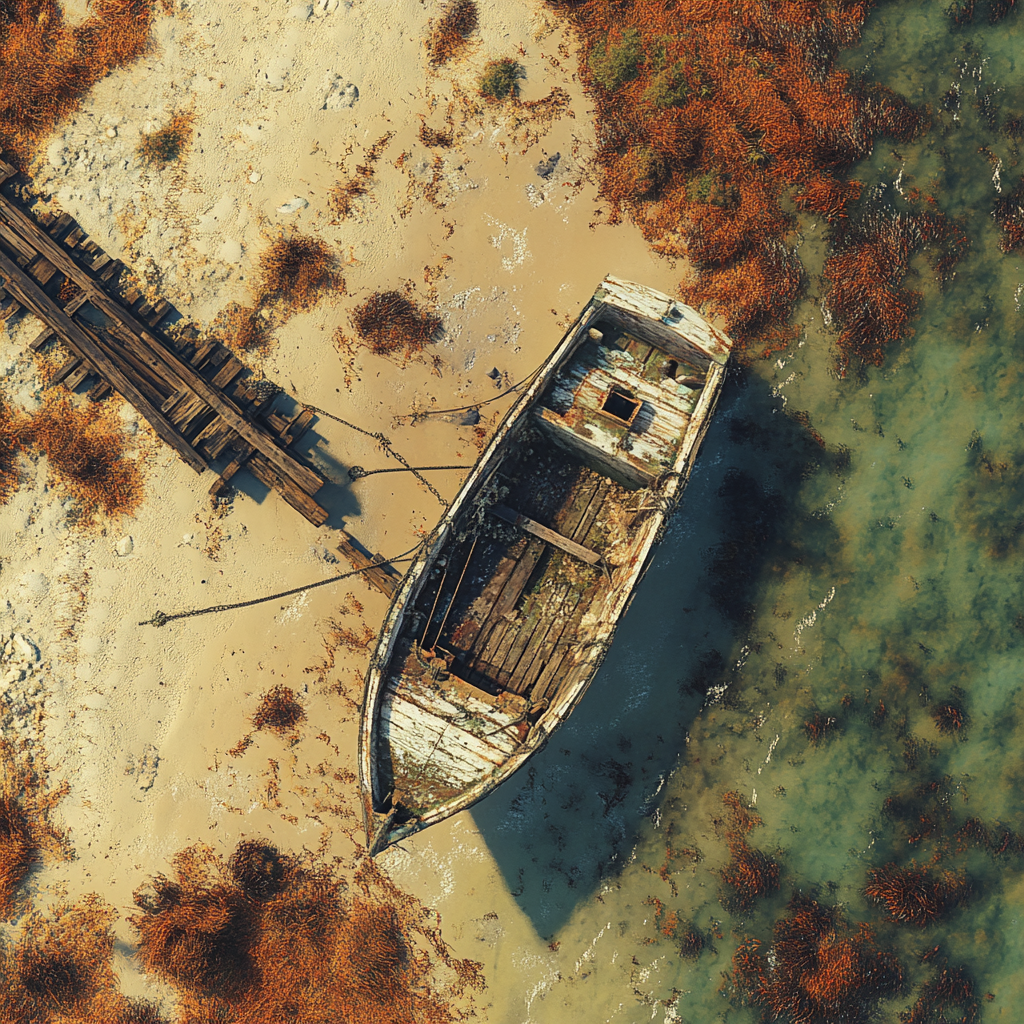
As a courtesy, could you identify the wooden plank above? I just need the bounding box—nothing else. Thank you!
[284,408,314,446]
[0,246,207,473]
[47,212,75,240]
[245,451,328,527]
[87,380,113,402]
[30,291,89,350]
[190,339,216,367]
[209,444,254,497]
[145,297,172,327]
[97,259,122,283]
[0,194,322,497]
[50,355,84,386]
[65,363,93,389]
[64,226,86,249]
[88,251,112,273]
[0,160,18,187]
[337,530,402,598]
[490,504,603,566]
[211,354,244,389]
[26,255,58,287]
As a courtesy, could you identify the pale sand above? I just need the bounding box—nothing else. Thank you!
[1,0,684,1014]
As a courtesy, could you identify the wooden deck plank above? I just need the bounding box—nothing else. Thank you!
[50,355,84,386]
[336,530,402,598]
[30,291,89,350]
[64,363,93,390]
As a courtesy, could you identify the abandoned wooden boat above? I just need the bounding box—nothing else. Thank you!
[359,275,732,854]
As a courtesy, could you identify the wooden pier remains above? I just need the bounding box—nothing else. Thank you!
[0,159,328,526]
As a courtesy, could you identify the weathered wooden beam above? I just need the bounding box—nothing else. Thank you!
[244,451,328,527]
[336,530,402,598]
[0,246,207,473]
[30,290,90,350]
[490,504,603,566]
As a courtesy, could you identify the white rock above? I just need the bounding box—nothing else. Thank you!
[249,171,262,183]
[218,238,243,263]
[115,535,134,557]
[288,3,312,18]
[12,634,37,662]
[17,571,49,601]
[105,126,117,138]
[322,74,359,110]
[277,196,309,214]
[46,139,67,169]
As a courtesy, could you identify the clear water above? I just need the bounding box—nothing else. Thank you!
[465,6,1024,1021]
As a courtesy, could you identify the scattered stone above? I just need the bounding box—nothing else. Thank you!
[277,196,309,214]
[12,634,37,662]
[105,126,117,138]
[535,151,560,178]
[115,535,134,557]
[249,171,262,183]
[322,74,359,110]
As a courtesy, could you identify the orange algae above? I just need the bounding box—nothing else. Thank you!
[548,0,925,356]
[0,397,24,504]
[0,741,71,920]
[0,0,156,167]
[22,393,144,525]
[131,841,483,1024]
[0,897,162,1023]
[731,895,904,1024]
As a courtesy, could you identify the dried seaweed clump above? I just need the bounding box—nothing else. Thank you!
[328,133,394,220]
[426,0,478,67]
[0,741,70,919]
[864,862,971,927]
[137,111,195,169]
[251,685,305,734]
[22,393,143,525]
[0,897,162,1023]
[256,233,343,314]
[132,841,483,1023]
[731,895,904,1024]
[351,290,443,357]
[213,302,269,353]
[0,0,155,165]
[478,58,525,101]
[901,961,979,1024]
[549,1,927,355]
[0,397,24,504]
[719,791,780,911]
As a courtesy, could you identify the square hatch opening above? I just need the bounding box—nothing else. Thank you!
[600,387,641,427]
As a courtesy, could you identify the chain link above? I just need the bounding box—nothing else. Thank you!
[303,405,450,508]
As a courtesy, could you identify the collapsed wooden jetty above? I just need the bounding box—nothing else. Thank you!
[0,159,327,525]
[360,275,732,854]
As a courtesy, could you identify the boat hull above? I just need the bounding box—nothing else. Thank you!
[359,276,731,854]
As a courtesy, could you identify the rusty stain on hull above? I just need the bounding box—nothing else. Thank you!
[359,275,732,855]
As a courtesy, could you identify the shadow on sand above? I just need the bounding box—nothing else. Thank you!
[469,366,848,938]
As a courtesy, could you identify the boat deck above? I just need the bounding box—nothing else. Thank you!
[407,441,640,704]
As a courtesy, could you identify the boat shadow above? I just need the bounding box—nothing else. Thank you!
[468,364,847,937]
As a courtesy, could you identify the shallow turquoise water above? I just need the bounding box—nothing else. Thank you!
[469,5,1023,1021]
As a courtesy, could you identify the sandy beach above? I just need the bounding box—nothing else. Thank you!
[2,0,680,1013]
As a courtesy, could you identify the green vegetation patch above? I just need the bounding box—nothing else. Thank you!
[478,58,525,101]
[588,28,645,92]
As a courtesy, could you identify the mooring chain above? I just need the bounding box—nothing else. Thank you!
[138,544,422,628]
[303,404,449,509]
